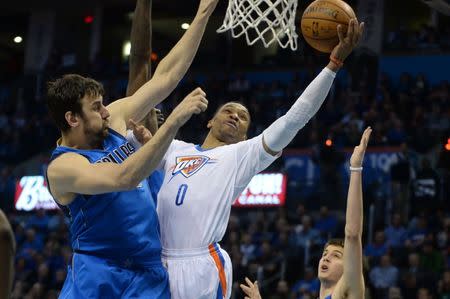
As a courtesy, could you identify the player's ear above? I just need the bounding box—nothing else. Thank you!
[65,111,80,128]
[207,119,213,129]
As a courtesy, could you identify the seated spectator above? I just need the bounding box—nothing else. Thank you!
[388,287,403,299]
[406,216,429,249]
[26,209,50,235]
[417,287,433,299]
[314,206,337,237]
[438,271,450,299]
[19,228,43,258]
[401,252,433,288]
[385,213,408,249]
[241,233,257,266]
[365,230,389,260]
[291,267,320,298]
[269,280,290,299]
[290,216,321,249]
[420,241,445,275]
[369,255,399,297]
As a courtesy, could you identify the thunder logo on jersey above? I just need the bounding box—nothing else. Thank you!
[171,155,216,179]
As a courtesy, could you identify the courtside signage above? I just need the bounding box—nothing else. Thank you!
[15,176,58,211]
[233,173,287,207]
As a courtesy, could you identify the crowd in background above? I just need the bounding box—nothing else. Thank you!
[1,64,448,298]
[0,21,449,299]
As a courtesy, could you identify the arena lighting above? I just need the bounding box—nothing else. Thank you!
[84,15,94,24]
[123,41,131,57]
[445,138,450,151]
[325,138,333,147]
[181,23,190,30]
[13,36,22,43]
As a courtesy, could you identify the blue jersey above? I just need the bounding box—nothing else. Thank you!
[48,129,162,268]
[147,169,164,207]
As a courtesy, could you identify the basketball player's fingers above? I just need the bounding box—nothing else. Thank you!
[240,284,251,293]
[245,277,253,286]
[197,102,208,112]
[353,21,362,45]
[337,25,345,43]
[192,87,206,97]
[347,19,355,40]
[128,119,138,129]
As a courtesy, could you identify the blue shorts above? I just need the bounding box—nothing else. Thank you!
[59,253,170,299]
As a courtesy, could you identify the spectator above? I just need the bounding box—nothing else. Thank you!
[314,206,338,237]
[406,216,429,249]
[365,230,389,260]
[241,233,257,266]
[420,241,445,275]
[291,216,321,249]
[269,280,290,299]
[412,158,441,214]
[369,255,399,297]
[388,287,403,299]
[438,271,450,299]
[291,267,320,298]
[385,213,408,249]
[417,287,433,299]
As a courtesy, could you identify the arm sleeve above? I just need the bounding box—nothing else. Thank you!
[235,134,281,188]
[263,67,336,152]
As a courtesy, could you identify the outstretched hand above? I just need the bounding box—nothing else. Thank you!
[129,119,153,145]
[240,277,262,299]
[331,18,364,62]
[350,127,372,167]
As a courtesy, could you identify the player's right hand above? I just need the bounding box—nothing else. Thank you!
[330,18,364,62]
[167,87,208,128]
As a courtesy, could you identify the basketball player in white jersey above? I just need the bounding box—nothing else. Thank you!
[240,127,371,299]
[129,18,364,299]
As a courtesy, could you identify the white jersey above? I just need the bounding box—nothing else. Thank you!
[156,134,279,250]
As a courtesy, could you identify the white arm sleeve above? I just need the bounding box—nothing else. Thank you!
[263,67,336,152]
[126,130,142,149]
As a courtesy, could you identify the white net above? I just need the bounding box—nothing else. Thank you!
[217,0,299,50]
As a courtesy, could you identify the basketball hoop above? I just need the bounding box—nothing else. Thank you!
[217,0,299,50]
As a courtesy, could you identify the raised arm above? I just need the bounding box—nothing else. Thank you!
[48,88,208,205]
[262,19,364,156]
[333,127,372,299]
[107,0,218,134]
[126,0,152,97]
[0,210,15,299]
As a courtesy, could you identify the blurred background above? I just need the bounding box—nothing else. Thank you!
[0,0,449,298]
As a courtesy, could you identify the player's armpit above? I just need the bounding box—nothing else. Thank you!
[47,153,135,205]
[107,75,173,131]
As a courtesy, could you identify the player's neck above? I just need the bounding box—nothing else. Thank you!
[319,281,336,299]
[201,132,227,149]
[60,130,96,150]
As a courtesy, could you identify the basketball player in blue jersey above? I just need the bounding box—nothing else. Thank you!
[240,128,372,299]
[45,0,218,297]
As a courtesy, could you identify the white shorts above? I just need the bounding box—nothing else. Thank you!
[162,243,232,299]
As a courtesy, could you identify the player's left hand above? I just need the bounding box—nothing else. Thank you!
[350,126,372,167]
[129,119,153,145]
[240,277,262,299]
[330,18,364,62]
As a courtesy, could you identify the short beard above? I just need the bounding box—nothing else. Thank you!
[82,115,108,149]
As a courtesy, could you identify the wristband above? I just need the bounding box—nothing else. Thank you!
[329,55,344,68]
[349,166,363,172]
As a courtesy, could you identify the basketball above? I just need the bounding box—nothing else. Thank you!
[301,0,356,53]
